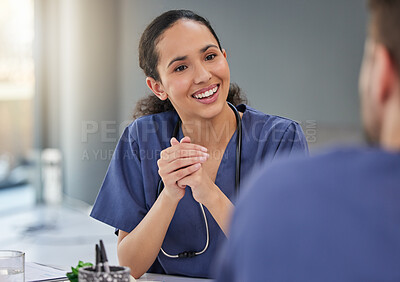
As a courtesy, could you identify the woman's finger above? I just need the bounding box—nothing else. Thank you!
[170,137,179,146]
[164,142,207,155]
[158,155,208,176]
[169,163,201,183]
[161,148,208,162]
[169,155,208,172]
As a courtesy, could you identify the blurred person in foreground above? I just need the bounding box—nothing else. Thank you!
[217,0,400,281]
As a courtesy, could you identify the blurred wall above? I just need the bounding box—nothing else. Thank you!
[118,0,367,142]
[36,0,119,204]
[36,0,368,204]
[59,0,119,204]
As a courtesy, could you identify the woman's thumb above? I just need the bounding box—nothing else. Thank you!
[180,136,191,143]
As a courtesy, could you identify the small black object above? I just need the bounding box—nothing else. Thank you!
[95,244,102,272]
[178,251,196,258]
[79,265,131,282]
[99,239,111,273]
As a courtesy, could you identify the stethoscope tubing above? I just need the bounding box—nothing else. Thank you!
[156,101,242,258]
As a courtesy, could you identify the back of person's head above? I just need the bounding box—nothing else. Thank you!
[368,0,400,75]
[360,0,400,147]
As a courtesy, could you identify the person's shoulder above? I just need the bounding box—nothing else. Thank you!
[262,146,370,177]
[240,105,306,148]
[237,145,400,224]
[242,147,367,194]
[293,145,399,172]
[236,146,366,216]
[126,110,178,138]
[130,110,178,127]
[241,104,301,129]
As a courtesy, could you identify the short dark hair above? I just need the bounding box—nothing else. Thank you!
[368,0,400,71]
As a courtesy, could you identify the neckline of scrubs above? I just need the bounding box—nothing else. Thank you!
[176,105,247,188]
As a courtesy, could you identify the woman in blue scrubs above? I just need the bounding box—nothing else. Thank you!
[91,9,308,279]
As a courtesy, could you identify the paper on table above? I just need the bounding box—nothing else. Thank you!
[25,262,68,282]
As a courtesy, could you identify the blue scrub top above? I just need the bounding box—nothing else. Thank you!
[90,104,308,278]
[217,147,400,281]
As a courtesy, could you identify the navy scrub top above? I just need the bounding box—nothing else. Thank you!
[216,147,400,281]
[90,104,309,278]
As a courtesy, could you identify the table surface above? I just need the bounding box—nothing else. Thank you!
[25,261,213,282]
[137,273,213,281]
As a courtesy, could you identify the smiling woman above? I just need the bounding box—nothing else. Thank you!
[133,10,246,120]
[90,9,309,279]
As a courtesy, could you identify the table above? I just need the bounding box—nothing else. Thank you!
[25,262,213,282]
[137,273,213,281]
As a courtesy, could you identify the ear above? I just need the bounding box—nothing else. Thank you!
[222,48,227,59]
[146,77,168,100]
[375,43,396,104]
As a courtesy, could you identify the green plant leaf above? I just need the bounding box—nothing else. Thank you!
[66,261,93,281]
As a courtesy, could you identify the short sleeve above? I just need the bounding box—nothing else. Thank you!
[90,125,147,233]
[273,122,309,159]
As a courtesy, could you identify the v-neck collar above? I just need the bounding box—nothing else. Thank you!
[176,104,247,188]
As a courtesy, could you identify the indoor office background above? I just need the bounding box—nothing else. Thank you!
[0,0,366,268]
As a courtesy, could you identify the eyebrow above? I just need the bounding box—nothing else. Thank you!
[167,44,219,68]
[200,44,219,53]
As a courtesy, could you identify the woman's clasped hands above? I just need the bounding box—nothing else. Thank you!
[157,137,217,205]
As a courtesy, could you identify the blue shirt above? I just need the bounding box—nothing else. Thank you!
[217,147,400,282]
[90,104,308,278]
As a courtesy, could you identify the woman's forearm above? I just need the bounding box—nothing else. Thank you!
[117,191,179,279]
[204,188,234,237]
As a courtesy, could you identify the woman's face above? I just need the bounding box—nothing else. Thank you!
[150,19,230,121]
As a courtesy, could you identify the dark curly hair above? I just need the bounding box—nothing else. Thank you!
[133,9,247,119]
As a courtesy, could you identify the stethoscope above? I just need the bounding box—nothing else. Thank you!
[156,102,242,258]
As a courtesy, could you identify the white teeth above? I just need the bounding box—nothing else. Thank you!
[193,85,219,99]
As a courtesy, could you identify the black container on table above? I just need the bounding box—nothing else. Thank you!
[78,265,130,282]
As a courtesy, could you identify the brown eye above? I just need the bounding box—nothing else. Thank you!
[205,54,216,61]
[175,65,187,72]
